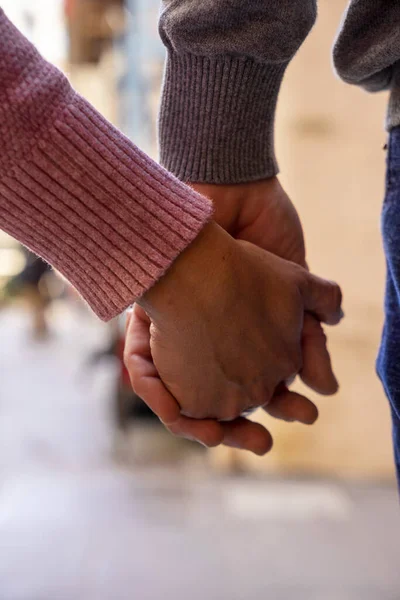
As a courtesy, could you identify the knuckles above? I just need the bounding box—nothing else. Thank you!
[330,282,343,312]
[122,351,140,392]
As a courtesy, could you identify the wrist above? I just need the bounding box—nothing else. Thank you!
[191,178,279,203]
[190,178,280,232]
[138,221,236,320]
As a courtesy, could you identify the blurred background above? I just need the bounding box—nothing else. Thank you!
[0,1,399,599]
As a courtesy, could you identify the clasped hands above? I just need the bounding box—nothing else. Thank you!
[124,178,343,455]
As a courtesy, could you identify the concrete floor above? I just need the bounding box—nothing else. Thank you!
[0,305,399,599]
[1,467,399,600]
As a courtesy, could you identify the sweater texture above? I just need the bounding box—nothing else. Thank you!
[0,9,212,320]
[158,0,400,184]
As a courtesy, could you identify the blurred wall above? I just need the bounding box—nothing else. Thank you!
[212,0,395,480]
[1,0,67,64]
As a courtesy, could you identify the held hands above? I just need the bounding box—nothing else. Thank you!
[194,177,307,266]
[124,206,343,454]
[192,178,340,396]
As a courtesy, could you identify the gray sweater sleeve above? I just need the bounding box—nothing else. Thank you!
[158,0,317,184]
[333,1,400,93]
[333,1,400,132]
[158,1,400,185]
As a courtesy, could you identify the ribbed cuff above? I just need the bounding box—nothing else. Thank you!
[159,53,287,184]
[0,94,213,321]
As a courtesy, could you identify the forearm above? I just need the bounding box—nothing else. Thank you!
[0,9,212,321]
[158,0,317,184]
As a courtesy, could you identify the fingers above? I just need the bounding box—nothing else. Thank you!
[125,308,133,334]
[124,305,181,425]
[221,418,273,456]
[124,306,271,455]
[168,416,224,448]
[298,269,343,326]
[124,305,322,456]
[300,314,339,395]
[265,384,318,425]
[169,417,273,455]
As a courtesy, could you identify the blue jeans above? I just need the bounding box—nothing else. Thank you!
[376,127,400,483]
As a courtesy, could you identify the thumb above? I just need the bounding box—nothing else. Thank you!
[124,304,181,425]
[298,269,343,326]
[300,314,339,395]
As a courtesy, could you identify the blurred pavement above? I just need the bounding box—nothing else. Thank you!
[0,306,399,599]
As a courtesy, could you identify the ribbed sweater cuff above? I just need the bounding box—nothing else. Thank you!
[0,94,213,321]
[159,53,287,184]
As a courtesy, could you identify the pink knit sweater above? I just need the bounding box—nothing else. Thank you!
[0,9,212,320]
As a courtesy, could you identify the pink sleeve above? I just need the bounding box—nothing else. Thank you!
[0,9,212,320]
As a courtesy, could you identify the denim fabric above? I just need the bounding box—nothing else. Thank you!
[376,127,400,483]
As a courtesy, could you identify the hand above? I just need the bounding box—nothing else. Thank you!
[125,305,322,455]
[191,178,339,395]
[124,221,342,451]
[193,177,306,266]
